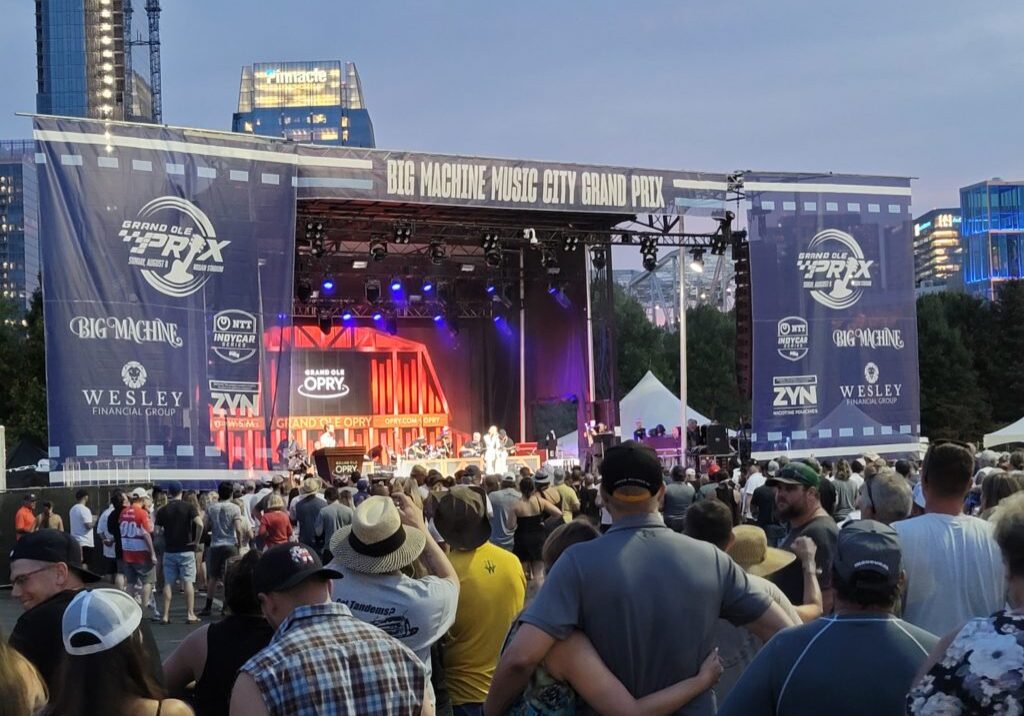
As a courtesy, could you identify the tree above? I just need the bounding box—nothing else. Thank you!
[612,284,674,400]
[0,288,47,446]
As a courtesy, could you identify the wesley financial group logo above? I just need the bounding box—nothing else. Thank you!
[797,229,873,310]
[82,361,184,417]
[119,197,230,298]
[840,361,902,407]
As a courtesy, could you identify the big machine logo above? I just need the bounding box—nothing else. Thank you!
[797,229,874,310]
[772,375,819,416]
[777,316,809,362]
[840,361,903,406]
[212,310,258,363]
[298,368,350,400]
[119,197,230,298]
[69,315,183,348]
[82,361,184,417]
[833,327,905,350]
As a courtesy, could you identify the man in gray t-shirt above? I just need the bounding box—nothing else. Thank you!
[316,487,354,562]
[486,442,791,716]
[200,482,244,616]
[662,465,696,531]
[485,475,520,550]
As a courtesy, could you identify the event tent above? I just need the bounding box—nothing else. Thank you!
[984,417,1024,448]
[618,371,712,435]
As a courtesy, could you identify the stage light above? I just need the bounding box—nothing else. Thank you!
[369,238,388,262]
[589,246,608,271]
[372,310,384,322]
[428,241,446,265]
[482,233,503,268]
[486,280,497,295]
[365,279,381,303]
[317,309,333,335]
[562,235,581,252]
[481,233,500,251]
[433,311,444,323]
[297,279,313,303]
[643,254,658,272]
[523,228,539,246]
[422,279,434,293]
[321,278,335,293]
[341,305,354,321]
[640,237,659,272]
[547,281,559,295]
[394,223,412,244]
[390,277,403,292]
[352,259,368,270]
[690,248,705,273]
[542,250,560,275]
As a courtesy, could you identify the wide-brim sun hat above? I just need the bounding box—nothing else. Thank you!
[330,495,426,574]
[728,525,796,578]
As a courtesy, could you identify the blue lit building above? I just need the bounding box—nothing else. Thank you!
[0,141,40,315]
[36,0,161,122]
[960,180,1024,300]
[232,61,375,147]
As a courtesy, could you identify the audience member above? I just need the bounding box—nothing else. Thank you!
[164,552,274,716]
[68,489,95,565]
[154,480,203,624]
[120,487,159,620]
[663,465,696,532]
[858,468,912,525]
[511,476,561,592]
[484,474,520,551]
[0,636,47,715]
[230,543,429,715]
[719,521,938,716]
[15,494,38,540]
[893,442,1005,635]
[487,441,790,716]
[314,486,354,563]
[44,589,192,716]
[290,477,327,551]
[200,482,246,617]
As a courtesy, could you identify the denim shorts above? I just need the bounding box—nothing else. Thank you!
[123,560,156,585]
[163,551,197,584]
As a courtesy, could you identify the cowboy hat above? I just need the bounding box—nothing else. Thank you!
[330,496,426,574]
[727,525,796,578]
[434,486,490,551]
[300,476,321,495]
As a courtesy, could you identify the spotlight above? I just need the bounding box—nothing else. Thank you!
[542,250,560,275]
[640,237,659,272]
[341,305,354,321]
[297,279,313,303]
[486,280,497,295]
[589,246,608,271]
[690,248,705,273]
[428,241,446,265]
[523,228,538,246]
[394,223,412,244]
[422,279,434,293]
[481,233,500,251]
[390,277,403,292]
[562,235,581,252]
[312,238,325,258]
[369,238,388,262]
[365,279,381,303]
[643,254,658,272]
[547,281,559,295]
[321,278,335,294]
[482,233,502,268]
[317,309,333,335]
[372,309,383,322]
[433,310,444,323]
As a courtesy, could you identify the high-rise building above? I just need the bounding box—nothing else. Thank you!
[912,208,962,289]
[0,141,40,315]
[232,61,375,147]
[35,0,162,122]
[960,179,1024,300]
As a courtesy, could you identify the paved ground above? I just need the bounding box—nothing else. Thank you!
[1,583,218,660]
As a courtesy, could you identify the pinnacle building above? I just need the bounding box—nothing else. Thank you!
[35,0,162,122]
[232,60,375,147]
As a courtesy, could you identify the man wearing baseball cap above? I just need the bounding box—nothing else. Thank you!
[230,543,429,715]
[8,529,163,694]
[767,461,839,618]
[487,441,791,716]
[14,493,37,540]
[719,521,939,716]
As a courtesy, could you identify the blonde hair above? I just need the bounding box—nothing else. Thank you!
[268,494,285,510]
[991,491,1024,579]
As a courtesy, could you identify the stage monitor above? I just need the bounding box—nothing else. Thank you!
[705,425,731,456]
[313,447,365,481]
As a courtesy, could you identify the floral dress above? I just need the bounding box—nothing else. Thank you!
[503,621,579,716]
[907,610,1024,715]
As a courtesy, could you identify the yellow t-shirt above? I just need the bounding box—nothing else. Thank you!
[444,542,527,705]
[555,483,580,523]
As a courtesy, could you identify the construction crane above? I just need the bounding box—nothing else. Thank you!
[123,0,162,123]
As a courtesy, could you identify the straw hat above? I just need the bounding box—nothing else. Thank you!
[300,476,321,495]
[330,496,426,574]
[727,525,796,577]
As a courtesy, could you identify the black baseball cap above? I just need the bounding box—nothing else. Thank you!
[23,493,37,502]
[252,543,342,595]
[833,520,902,589]
[599,441,663,497]
[10,529,101,583]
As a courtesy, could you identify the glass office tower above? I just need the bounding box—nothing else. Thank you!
[960,180,1024,300]
[912,208,962,289]
[232,60,375,147]
[36,0,159,122]
[0,141,40,315]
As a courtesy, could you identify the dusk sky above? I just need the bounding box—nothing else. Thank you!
[1,0,1019,215]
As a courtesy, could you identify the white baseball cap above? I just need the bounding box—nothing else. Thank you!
[62,588,142,656]
[129,487,149,500]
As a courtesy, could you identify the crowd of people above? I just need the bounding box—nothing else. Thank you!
[4,439,1024,714]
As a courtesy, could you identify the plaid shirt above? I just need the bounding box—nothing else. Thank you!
[240,601,426,715]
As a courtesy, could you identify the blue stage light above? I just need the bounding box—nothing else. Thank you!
[390,278,403,291]
[372,311,383,321]
[321,278,335,293]
[423,280,434,293]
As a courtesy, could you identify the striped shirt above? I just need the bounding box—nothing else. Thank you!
[240,601,426,716]
[118,505,152,564]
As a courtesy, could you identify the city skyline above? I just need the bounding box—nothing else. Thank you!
[1,1,1020,216]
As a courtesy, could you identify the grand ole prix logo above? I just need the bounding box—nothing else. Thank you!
[797,229,874,310]
[119,197,230,298]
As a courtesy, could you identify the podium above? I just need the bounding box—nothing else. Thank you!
[313,447,366,481]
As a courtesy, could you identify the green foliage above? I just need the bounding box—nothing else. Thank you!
[0,288,47,446]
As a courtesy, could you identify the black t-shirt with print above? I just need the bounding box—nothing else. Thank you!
[770,514,838,605]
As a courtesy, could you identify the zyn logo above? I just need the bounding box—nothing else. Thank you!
[772,375,819,417]
[212,310,258,363]
[797,229,874,310]
[777,316,809,362]
[298,368,350,400]
[119,197,230,298]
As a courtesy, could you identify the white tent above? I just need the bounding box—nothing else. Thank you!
[618,371,712,435]
[984,417,1024,448]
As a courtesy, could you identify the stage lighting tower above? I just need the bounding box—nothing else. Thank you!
[369,238,388,262]
[690,248,705,273]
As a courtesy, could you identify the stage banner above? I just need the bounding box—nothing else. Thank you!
[745,173,920,459]
[35,116,297,477]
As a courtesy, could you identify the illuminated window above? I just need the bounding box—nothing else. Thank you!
[243,121,253,132]
[341,116,349,128]
[283,116,291,125]
[315,129,338,141]
[342,129,349,142]
[311,113,327,124]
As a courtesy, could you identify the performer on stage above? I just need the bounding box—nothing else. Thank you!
[318,423,336,449]
[460,431,484,457]
[633,420,647,441]
[484,425,503,474]
[544,429,558,460]
[436,427,454,458]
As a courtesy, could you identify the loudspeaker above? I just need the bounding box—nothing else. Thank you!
[705,425,731,456]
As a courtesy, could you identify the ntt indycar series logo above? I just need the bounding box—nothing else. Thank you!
[119,197,230,298]
[298,368,350,400]
[777,316,809,362]
[797,229,874,310]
